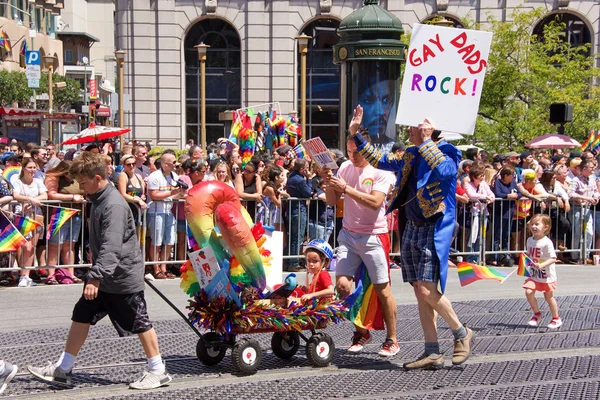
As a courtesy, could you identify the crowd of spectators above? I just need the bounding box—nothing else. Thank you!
[0,133,597,286]
[456,147,600,266]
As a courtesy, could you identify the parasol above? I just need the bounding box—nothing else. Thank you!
[525,134,581,149]
[60,123,130,146]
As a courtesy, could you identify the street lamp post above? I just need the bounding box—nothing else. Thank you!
[115,50,126,149]
[43,55,57,142]
[82,56,89,125]
[195,43,210,151]
[295,34,311,140]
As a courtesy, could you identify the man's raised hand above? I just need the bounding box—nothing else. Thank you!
[348,105,364,136]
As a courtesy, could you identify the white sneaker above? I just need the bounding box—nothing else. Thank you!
[547,318,563,329]
[144,273,155,281]
[18,276,36,287]
[27,362,72,386]
[129,370,172,390]
[0,362,18,395]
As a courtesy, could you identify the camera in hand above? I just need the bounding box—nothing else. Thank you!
[175,179,189,190]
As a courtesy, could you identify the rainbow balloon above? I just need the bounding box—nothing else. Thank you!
[184,181,266,292]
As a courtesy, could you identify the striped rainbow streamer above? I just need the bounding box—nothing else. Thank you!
[344,263,384,331]
[46,207,79,240]
[13,214,42,237]
[457,262,508,286]
[0,213,26,252]
[518,253,533,277]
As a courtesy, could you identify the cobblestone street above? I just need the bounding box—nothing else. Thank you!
[2,289,599,399]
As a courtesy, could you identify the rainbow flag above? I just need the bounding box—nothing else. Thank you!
[518,253,533,277]
[20,40,28,56]
[344,263,384,331]
[591,131,600,154]
[293,144,309,159]
[580,131,596,151]
[46,207,78,240]
[1,31,10,52]
[3,166,20,186]
[13,214,42,237]
[457,262,509,286]
[0,213,26,252]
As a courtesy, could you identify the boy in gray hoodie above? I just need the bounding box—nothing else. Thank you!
[28,152,175,390]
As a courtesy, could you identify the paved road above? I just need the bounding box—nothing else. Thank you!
[1,265,599,399]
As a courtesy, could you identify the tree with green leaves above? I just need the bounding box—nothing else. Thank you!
[0,69,80,111]
[475,9,600,152]
[38,73,81,112]
[0,70,33,107]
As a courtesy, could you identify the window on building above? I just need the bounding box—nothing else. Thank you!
[46,12,56,37]
[421,15,464,28]
[297,19,341,148]
[36,8,43,32]
[533,13,592,57]
[64,50,73,64]
[0,3,5,18]
[11,0,25,24]
[184,19,241,145]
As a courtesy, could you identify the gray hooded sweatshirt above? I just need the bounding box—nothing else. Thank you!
[86,182,144,294]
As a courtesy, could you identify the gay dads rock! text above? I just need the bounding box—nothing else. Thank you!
[396,24,492,135]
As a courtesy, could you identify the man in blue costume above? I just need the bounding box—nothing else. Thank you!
[348,105,473,370]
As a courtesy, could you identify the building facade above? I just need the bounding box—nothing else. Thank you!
[115,0,600,149]
[59,0,116,125]
[0,0,63,74]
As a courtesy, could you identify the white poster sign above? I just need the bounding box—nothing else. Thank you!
[189,246,221,288]
[302,137,338,169]
[262,230,284,290]
[396,24,493,135]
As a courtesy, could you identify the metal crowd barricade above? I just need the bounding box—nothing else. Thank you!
[2,194,597,276]
[0,199,91,273]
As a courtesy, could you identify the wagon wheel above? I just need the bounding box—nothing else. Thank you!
[196,332,227,366]
[271,331,300,359]
[306,333,334,367]
[231,338,262,374]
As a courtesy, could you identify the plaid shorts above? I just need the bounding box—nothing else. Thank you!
[400,223,440,283]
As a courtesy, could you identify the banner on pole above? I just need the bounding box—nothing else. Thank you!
[396,24,492,135]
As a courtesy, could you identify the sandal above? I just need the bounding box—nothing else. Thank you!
[72,277,83,284]
[154,272,167,280]
[165,272,176,279]
[46,276,59,285]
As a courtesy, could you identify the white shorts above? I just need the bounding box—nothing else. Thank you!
[335,229,390,285]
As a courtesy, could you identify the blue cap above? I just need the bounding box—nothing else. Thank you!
[1,152,17,163]
[304,239,334,260]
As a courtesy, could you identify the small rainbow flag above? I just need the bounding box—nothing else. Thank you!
[293,144,309,159]
[457,262,509,286]
[518,253,533,277]
[0,213,26,252]
[1,31,10,52]
[13,214,42,237]
[344,263,385,331]
[3,166,20,186]
[46,207,79,240]
[580,131,596,151]
[591,131,600,154]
